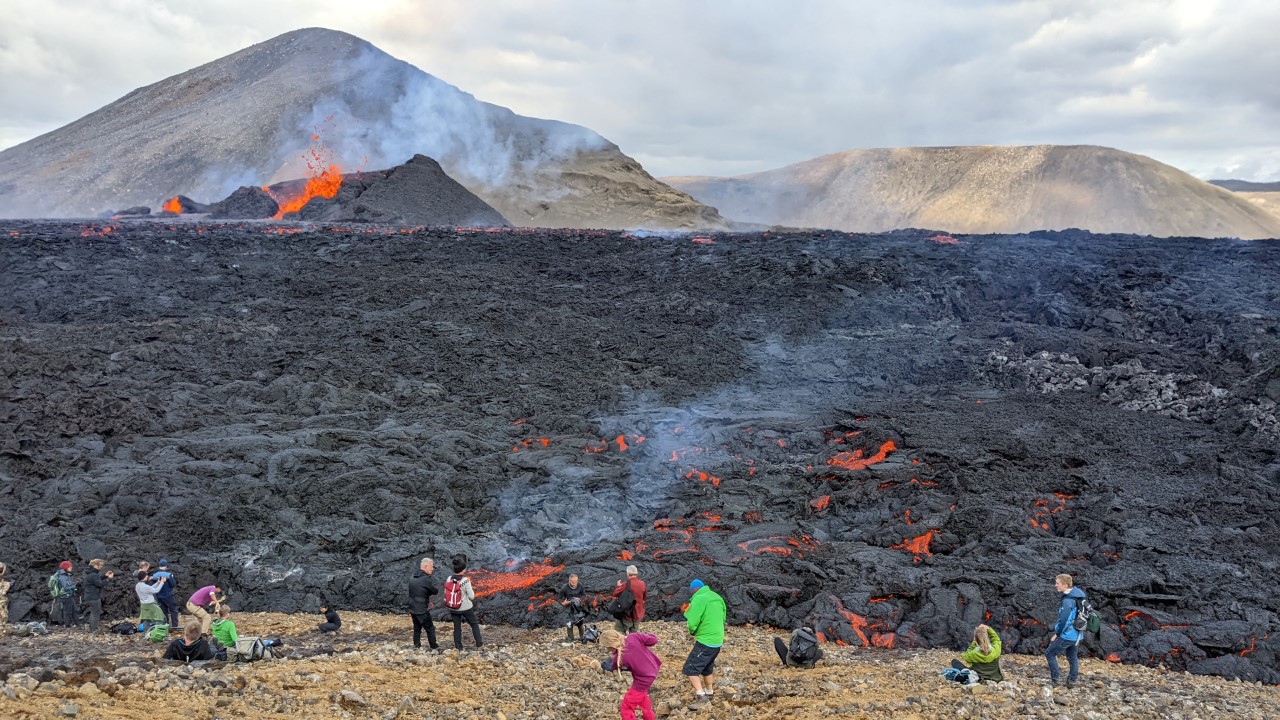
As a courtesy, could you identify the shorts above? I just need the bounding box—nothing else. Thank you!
[682,642,721,676]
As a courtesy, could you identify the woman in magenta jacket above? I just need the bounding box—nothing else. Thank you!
[602,628,661,720]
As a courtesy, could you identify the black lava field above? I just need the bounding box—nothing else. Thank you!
[2,220,1278,682]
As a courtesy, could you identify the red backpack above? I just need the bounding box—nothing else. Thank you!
[443,575,466,610]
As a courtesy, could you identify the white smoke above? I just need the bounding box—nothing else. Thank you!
[289,47,607,190]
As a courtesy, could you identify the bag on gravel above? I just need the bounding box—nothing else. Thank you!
[582,624,601,643]
[110,621,138,635]
[148,625,170,643]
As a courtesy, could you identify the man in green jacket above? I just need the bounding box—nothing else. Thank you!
[682,579,726,701]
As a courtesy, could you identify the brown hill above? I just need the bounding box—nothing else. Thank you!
[0,28,724,230]
[1235,192,1280,223]
[665,145,1280,238]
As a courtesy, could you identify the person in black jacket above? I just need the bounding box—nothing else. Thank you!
[164,623,215,662]
[83,559,114,632]
[317,606,341,633]
[408,557,440,650]
[560,573,588,642]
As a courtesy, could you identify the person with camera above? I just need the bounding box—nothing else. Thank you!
[83,559,114,632]
[560,573,588,642]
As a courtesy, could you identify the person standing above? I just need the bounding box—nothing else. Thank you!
[611,564,647,635]
[1046,573,1087,688]
[0,562,10,636]
[152,559,178,630]
[135,570,166,631]
[682,579,726,702]
[560,573,588,642]
[83,559,114,632]
[601,628,662,720]
[408,557,440,650]
[52,561,80,629]
[447,555,483,650]
[186,584,223,636]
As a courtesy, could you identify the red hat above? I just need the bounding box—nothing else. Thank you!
[59,560,73,571]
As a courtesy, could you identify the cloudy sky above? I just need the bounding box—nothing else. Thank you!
[2,0,1278,180]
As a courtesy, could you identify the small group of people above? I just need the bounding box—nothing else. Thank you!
[944,573,1095,688]
[587,567,727,718]
[405,553,483,651]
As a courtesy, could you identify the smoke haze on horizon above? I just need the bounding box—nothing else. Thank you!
[2,0,1278,182]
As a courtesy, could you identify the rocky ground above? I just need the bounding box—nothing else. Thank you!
[3,613,1279,720]
[1,220,1278,687]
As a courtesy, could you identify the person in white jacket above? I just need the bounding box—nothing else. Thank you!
[135,570,167,630]
[447,555,483,650]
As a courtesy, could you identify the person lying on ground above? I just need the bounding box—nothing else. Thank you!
[164,623,215,662]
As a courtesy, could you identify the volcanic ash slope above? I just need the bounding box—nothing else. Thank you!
[665,145,1280,239]
[0,27,725,231]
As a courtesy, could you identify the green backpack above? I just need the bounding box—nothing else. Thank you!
[48,573,65,599]
[148,625,170,643]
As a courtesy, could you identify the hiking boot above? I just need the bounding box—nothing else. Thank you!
[1065,680,1077,689]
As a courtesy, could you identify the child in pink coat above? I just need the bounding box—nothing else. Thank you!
[602,628,662,720]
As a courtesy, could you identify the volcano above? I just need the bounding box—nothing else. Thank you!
[1,220,1277,684]
[0,28,725,231]
[664,145,1280,239]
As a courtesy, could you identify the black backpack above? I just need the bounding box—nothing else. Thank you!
[1072,595,1101,633]
[607,581,636,621]
[789,628,820,664]
[110,621,138,635]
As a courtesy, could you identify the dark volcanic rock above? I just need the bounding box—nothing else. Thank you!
[292,155,508,226]
[209,186,278,219]
[112,206,151,217]
[0,222,1277,685]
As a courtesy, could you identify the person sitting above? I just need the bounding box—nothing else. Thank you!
[317,606,341,633]
[211,605,241,657]
[164,623,215,662]
[950,623,1004,683]
[773,625,824,668]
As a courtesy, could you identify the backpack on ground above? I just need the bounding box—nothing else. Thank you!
[443,575,466,610]
[582,624,601,643]
[789,628,820,664]
[148,625,170,643]
[607,582,636,621]
[1072,595,1101,633]
[110,621,138,635]
[48,573,65,599]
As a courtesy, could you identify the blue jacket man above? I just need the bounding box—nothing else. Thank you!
[153,559,179,629]
[1045,573,1087,687]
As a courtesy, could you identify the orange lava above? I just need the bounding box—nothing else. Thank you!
[828,440,897,471]
[266,163,342,219]
[928,234,959,245]
[810,495,831,511]
[684,469,721,488]
[890,529,936,562]
[162,196,182,214]
[469,559,564,599]
[1106,652,1123,663]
